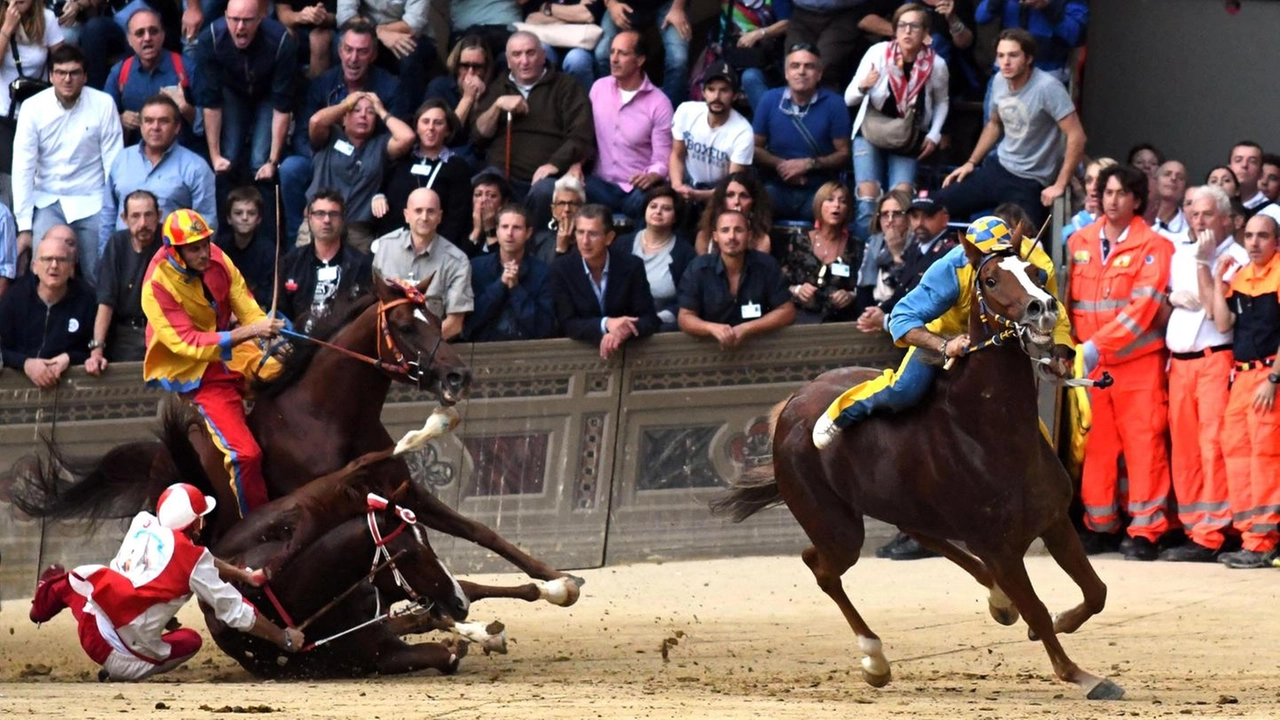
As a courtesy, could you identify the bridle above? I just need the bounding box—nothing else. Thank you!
[364,493,429,607]
[958,252,1033,358]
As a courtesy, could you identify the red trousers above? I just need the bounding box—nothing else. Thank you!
[1221,367,1280,553]
[1081,352,1173,541]
[187,376,267,517]
[1167,350,1233,549]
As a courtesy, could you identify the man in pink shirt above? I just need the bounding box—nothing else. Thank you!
[586,30,674,223]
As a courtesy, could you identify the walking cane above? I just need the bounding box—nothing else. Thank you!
[504,110,513,179]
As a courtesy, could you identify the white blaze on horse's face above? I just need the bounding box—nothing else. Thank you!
[413,308,430,326]
[995,256,1054,307]
[412,524,470,615]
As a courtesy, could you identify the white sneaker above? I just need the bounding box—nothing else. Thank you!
[812,413,840,450]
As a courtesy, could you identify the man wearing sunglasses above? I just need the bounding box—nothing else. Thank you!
[103,8,195,147]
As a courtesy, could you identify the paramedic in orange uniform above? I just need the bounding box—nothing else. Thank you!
[1067,164,1176,561]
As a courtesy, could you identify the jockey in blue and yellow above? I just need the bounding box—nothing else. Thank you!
[813,216,1076,449]
[141,209,284,516]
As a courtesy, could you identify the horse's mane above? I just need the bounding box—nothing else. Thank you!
[256,293,378,399]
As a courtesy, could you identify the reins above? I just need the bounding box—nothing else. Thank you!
[278,297,444,385]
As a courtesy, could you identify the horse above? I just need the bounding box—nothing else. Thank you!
[712,237,1123,701]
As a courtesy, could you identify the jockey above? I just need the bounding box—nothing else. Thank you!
[141,209,284,517]
[29,483,304,681]
[813,216,1075,449]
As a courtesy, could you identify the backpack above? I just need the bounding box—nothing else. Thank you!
[117,52,188,93]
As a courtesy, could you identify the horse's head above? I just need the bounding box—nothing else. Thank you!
[371,270,472,404]
[366,497,470,622]
[962,218,1058,355]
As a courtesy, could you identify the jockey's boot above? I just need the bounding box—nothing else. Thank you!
[812,412,842,450]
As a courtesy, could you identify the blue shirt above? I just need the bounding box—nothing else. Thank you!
[752,87,851,188]
[304,65,405,123]
[465,252,555,342]
[0,202,17,280]
[99,143,218,249]
[104,51,190,115]
[583,253,611,333]
[887,244,966,342]
[975,0,1088,74]
[193,17,297,109]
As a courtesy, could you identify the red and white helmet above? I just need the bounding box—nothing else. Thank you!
[156,483,217,530]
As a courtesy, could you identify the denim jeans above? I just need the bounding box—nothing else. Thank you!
[544,45,595,93]
[278,155,314,245]
[852,134,919,198]
[741,68,769,114]
[834,346,937,428]
[34,203,104,284]
[219,89,274,173]
[765,180,816,222]
[594,0,688,107]
[585,175,646,222]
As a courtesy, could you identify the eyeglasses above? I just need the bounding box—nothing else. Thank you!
[787,42,820,57]
[39,255,71,264]
[553,200,584,209]
[309,210,343,220]
[132,27,162,37]
[458,62,486,71]
[51,68,84,79]
[896,21,926,33]
[878,210,906,219]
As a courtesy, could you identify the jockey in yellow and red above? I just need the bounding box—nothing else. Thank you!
[141,209,283,517]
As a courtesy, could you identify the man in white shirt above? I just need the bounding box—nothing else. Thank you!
[669,62,754,207]
[1161,184,1251,563]
[1150,160,1189,242]
[1229,141,1268,214]
[12,45,124,283]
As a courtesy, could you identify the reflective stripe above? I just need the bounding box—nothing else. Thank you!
[1250,503,1280,518]
[1132,286,1168,302]
[1073,299,1130,313]
[1128,509,1168,528]
[1180,501,1231,514]
[1128,497,1167,514]
[1116,312,1143,336]
[1115,328,1165,358]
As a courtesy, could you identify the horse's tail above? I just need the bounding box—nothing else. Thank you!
[709,396,792,523]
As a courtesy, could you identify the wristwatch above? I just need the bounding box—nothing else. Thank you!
[542,2,553,15]
[1269,372,1280,385]
[284,632,294,651]
[88,339,105,352]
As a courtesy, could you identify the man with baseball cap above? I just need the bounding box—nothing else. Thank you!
[141,209,284,518]
[856,195,955,336]
[670,62,755,212]
[30,483,303,682]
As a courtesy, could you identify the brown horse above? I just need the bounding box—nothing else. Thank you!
[713,239,1123,700]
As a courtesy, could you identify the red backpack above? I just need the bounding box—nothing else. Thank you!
[117,52,188,93]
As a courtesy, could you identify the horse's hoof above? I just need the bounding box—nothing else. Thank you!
[480,628,508,656]
[1027,627,1039,642]
[1085,678,1125,701]
[988,603,1020,626]
[861,667,892,688]
[540,577,580,606]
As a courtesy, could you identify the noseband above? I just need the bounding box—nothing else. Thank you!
[958,253,1026,358]
[365,494,428,607]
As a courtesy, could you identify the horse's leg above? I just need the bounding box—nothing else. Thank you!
[387,610,510,656]
[800,539,891,688]
[906,533,1017,626]
[1031,515,1107,639]
[458,579,542,603]
[407,491,580,601]
[371,630,468,675]
[983,551,1124,700]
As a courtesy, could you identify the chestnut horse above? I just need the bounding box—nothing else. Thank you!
[713,239,1123,700]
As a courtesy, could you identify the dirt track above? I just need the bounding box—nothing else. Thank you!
[1,555,1277,719]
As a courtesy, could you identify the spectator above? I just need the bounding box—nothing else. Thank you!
[472,31,595,232]
[1259,153,1280,206]
[0,200,16,297]
[783,180,858,324]
[277,0,337,79]
[752,43,851,222]
[1206,213,1280,570]
[1062,157,1115,240]
[974,0,1087,86]
[710,0,789,112]
[587,30,673,222]
[530,173,584,264]
[92,189,163,364]
[0,228,98,387]
[463,169,511,257]
[300,91,415,253]
[678,208,794,349]
[1067,165,1175,561]
[594,0,691,108]
[935,29,1085,227]
[669,62,753,223]
[450,0,519,56]
[1160,185,1249,563]
[1127,143,1163,181]
[0,0,64,120]
[614,185,694,331]
[103,9,195,146]
[1150,160,1188,242]
[785,0,896,91]
[526,0,605,92]
[423,34,490,162]
[279,189,372,331]
[99,95,216,253]
[1206,165,1240,199]
[194,0,297,184]
[1228,141,1267,214]
[694,171,771,255]
[845,4,950,230]
[857,194,953,334]
[303,20,407,127]
[378,99,472,243]
[918,0,980,101]
[336,0,438,103]
[13,44,123,282]
[465,203,555,342]
[213,185,275,305]
[549,203,660,359]
[372,187,473,340]
[854,187,911,320]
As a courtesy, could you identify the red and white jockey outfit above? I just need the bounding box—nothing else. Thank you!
[30,512,258,681]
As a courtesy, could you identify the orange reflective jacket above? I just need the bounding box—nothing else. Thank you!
[1067,216,1174,365]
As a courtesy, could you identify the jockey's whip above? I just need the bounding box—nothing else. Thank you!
[504,111,513,179]
[1034,358,1114,388]
[255,178,285,372]
[1021,215,1053,262]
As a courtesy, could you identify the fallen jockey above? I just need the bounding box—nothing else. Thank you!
[813,216,1076,450]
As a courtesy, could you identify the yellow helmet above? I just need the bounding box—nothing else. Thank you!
[162,209,214,247]
[965,215,1015,254]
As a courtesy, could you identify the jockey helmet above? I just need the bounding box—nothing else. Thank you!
[156,483,217,530]
[965,216,1015,254]
[162,209,215,247]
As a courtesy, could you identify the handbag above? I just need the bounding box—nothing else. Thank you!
[9,40,51,108]
[861,101,920,153]
[513,21,603,51]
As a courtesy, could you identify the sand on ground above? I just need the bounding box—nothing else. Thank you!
[1,554,1277,720]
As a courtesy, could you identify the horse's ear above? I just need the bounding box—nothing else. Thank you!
[960,235,985,267]
[371,269,390,300]
[415,273,435,295]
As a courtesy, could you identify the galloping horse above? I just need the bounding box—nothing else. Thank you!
[713,237,1123,700]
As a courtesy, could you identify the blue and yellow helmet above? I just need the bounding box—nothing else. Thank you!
[965,216,1015,254]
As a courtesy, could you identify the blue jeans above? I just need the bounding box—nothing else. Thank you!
[278,155,314,244]
[585,175,646,221]
[765,180,816,222]
[34,203,104,284]
[219,89,274,174]
[834,346,937,428]
[594,0,688,106]
[544,45,595,93]
[852,134,919,197]
[741,68,769,114]
[931,157,1048,227]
